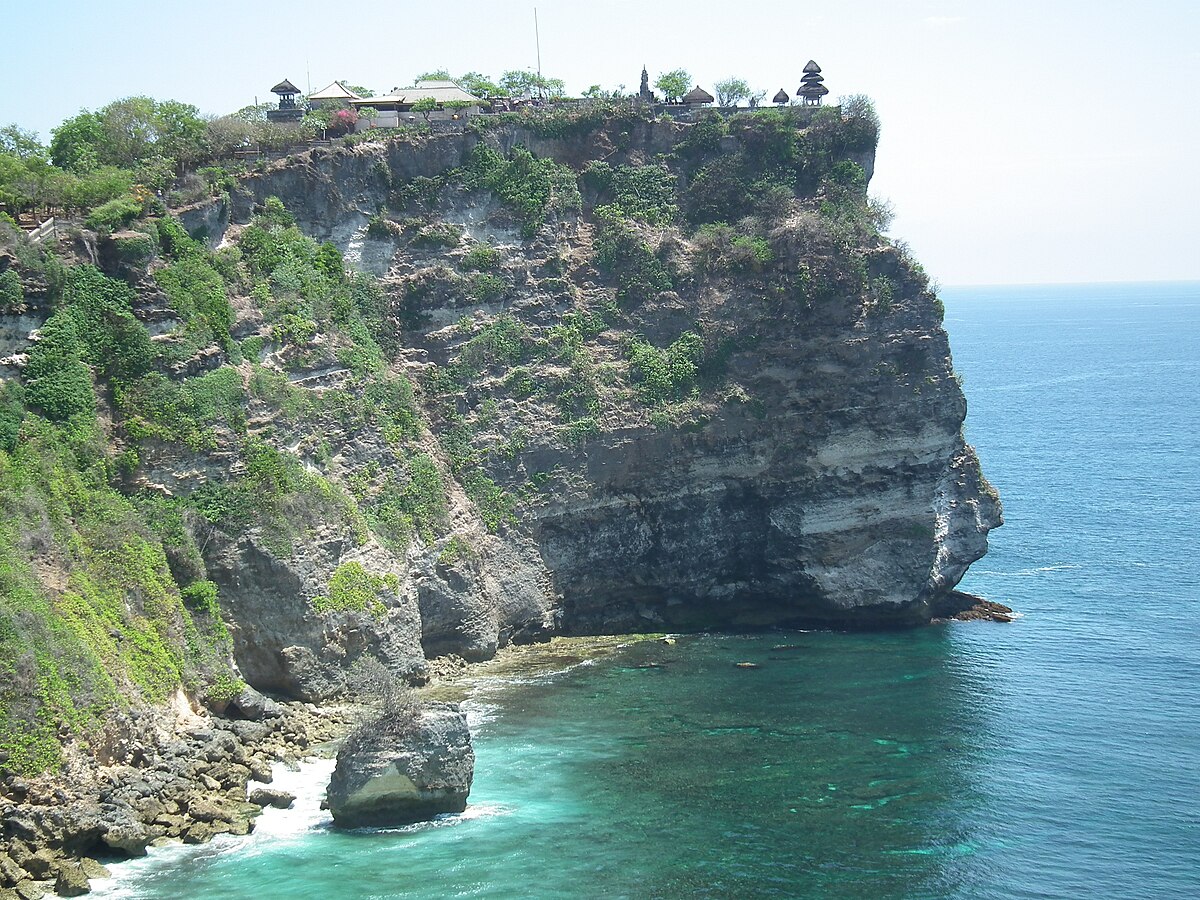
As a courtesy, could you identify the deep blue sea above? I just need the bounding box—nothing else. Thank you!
[90,282,1200,899]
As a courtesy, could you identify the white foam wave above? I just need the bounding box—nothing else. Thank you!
[86,756,336,898]
[348,802,511,836]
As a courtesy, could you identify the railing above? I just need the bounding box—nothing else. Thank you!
[27,217,58,245]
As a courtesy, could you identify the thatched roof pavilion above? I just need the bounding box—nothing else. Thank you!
[270,79,301,96]
[772,89,790,105]
[682,86,715,105]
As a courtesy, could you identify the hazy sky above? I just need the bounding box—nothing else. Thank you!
[3,0,1197,285]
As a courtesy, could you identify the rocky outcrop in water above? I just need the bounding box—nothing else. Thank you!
[327,702,474,827]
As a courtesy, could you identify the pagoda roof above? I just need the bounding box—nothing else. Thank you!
[803,60,822,74]
[682,86,715,104]
[772,89,790,104]
[270,79,301,95]
[799,84,830,97]
[801,72,825,83]
[308,81,364,102]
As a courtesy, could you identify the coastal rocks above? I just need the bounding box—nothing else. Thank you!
[247,786,295,809]
[327,703,474,828]
[0,700,351,894]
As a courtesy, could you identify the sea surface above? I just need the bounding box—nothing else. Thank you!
[90,282,1200,899]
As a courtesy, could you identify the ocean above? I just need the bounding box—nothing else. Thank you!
[88,282,1200,899]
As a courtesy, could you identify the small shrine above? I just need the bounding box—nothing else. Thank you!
[682,86,715,107]
[797,61,829,106]
[772,89,790,106]
[267,79,305,122]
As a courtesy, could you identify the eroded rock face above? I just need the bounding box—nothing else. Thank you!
[144,116,1002,704]
[327,703,474,828]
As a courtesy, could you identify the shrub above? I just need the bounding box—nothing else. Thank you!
[23,311,95,419]
[692,223,774,273]
[0,380,24,451]
[468,272,506,302]
[368,452,449,546]
[312,561,394,617]
[461,242,501,271]
[0,268,23,308]
[366,214,396,239]
[63,266,154,382]
[155,255,235,350]
[582,162,678,225]
[460,144,581,239]
[108,231,157,267]
[593,210,673,306]
[85,194,143,233]
[626,331,704,405]
[411,221,462,249]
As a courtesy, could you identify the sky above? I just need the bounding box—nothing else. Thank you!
[2,0,1197,285]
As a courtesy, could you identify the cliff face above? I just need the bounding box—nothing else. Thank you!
[184,114,998,651]
[0,106,1000,760]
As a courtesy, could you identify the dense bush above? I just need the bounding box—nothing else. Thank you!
[107,230,157,267]
[626,331,704,405]
[23,311,95,419]
[581,162,678,225]
[692,223,774,273]
[62,266,154,382]
[460,144,581,239]
[0,267,22,307]
[312,561,397,617]
[367,452,449,546]
[593,209,673,306]
[461,242,501,271]
[0,380,25,451]
[84,194,143,232]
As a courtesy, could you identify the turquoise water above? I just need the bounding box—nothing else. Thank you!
[91,282,1200,899]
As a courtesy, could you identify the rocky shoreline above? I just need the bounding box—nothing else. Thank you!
[0,690,352,899]
[0,622,1016,898]
[0,635,643,898]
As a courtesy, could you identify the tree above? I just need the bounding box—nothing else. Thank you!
[655,69,691,103]
[0,125,44,160]
[342,81,374,98]
[714,77,752,108]
[414,69,451,82]
[410,97,438,122]
[457,72,501,98]
[499,70,564,100]
[358,107,380,129]
[153,100,208,171]
[97,96,160,169]
[50,111,105,172]
[204,115,255,157]
[443,100,474,118]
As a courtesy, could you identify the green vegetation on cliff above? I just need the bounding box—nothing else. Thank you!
[0,98,911,775]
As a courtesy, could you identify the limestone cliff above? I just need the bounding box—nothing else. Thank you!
[0,104,1000,757]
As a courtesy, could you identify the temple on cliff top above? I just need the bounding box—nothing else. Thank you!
[262,61,831,134]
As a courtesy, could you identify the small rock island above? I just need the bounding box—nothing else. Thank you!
[327,702,475,828]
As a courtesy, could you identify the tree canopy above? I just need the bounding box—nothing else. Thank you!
[499,70,566,100]
[655,69,691,103]
[714,78,752,108]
